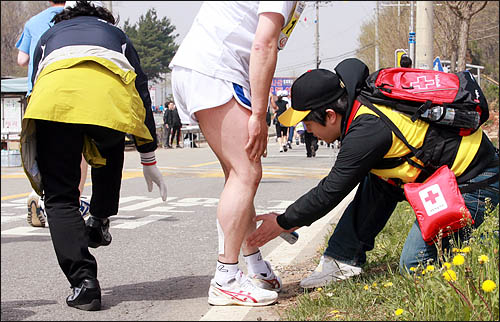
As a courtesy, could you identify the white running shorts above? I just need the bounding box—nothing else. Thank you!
[171,66,252,125]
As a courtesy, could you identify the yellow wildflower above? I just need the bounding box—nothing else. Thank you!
[482,280,496,293]
[363,285,370,290]
[395,308,404,316]
[383,282,393,287]
[316,287,323,291]
[460,246,471,253]
[409,267,417,272]
[443,262,452,269]
[421,270,426,275]
[334,315,342,319]
[452,254,465,266]
[452,247,460,253]
[330,310,340,314]
[426,265,435,272]
[372,282,378,287]
[478,255,489,264]
[443,269,457,281]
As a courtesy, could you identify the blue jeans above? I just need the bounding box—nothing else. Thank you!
[324,158,499,273]
[288,126,295,143]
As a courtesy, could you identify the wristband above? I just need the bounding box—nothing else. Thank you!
[140,151,156,166]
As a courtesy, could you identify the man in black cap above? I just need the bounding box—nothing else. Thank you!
[246,58,499,288]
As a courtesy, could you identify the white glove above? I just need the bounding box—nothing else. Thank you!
[140,152,167,201]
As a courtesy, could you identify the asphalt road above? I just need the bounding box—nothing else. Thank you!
[1,139,343,321]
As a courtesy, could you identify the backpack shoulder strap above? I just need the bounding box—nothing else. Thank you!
[357,95,428,173]
[345,100,362,135]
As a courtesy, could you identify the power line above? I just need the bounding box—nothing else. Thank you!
[321,43,375,63]
[276,43,375,73]
[276,59,316,73]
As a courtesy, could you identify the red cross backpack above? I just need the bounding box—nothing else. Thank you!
[360,68,489,136]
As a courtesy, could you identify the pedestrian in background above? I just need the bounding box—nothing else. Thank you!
[304,124,318,157]
[171,1,304,306]
[163,103,172,148]
[273,90,290,152]
[168,102,183,148]
[400,54,412,68]
[20,1,167,311]
[283,91,295,150]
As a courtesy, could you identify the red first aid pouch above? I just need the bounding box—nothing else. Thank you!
[404,165,473,245]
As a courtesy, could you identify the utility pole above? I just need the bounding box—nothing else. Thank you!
[415,1,433,69]
[375,1,379,70]
[315,1,320,69]
[103,1,113,14]
[409,1,415,64]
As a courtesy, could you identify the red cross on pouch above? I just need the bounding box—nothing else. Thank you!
[425,190,440,204]
[410,76,435,90]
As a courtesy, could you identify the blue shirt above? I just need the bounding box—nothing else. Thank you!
[15,6,63,95]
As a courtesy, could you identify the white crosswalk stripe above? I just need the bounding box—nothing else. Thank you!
[2,226,50,236]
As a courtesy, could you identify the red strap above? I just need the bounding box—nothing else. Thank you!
[141,161,157,166]
[345,100,362,135]
[386,178,399,187]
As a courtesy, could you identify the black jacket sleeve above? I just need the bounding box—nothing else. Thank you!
[276,114,393,229]
[163,109,170,126]
[124,36,158,153]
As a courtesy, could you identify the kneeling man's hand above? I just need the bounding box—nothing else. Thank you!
[247,213,295,247]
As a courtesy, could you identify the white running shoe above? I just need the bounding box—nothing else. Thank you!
[208,270,278,306]
[300,255,362,289]
[27,191,46,227]
[249,260,282,292]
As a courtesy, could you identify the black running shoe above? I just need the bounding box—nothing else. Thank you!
[86,216,112,248]
[66,279,101,311]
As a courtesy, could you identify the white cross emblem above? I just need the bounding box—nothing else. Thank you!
[419,184,448,216]
[410,76,435,90]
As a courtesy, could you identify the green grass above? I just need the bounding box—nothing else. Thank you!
[282,201,499,321]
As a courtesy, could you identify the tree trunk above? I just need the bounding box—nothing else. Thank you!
[456,17,471,71]
[450,47,458,73]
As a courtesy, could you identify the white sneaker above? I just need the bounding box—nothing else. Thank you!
[249,260,282,292]
[27,191,46,227]
[300,255,362,289]
[208,270,278,306]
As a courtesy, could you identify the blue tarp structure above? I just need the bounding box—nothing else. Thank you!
[1,77,28,94]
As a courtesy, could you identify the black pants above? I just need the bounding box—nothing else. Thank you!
[170,126,181,146]
[275,123,288,138]
[35,120,125,287]
[304,132,318,157]
[164,126,171,146]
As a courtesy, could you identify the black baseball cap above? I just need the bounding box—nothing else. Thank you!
[278,69,345,127]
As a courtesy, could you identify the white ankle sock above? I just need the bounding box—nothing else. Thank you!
[214,261,239,286]
[244,251,271,277]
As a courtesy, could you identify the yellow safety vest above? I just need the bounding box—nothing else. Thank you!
[351,103,483,183]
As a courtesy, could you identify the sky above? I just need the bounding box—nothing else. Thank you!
[113,1,377,78]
